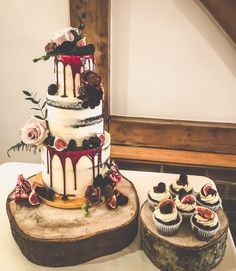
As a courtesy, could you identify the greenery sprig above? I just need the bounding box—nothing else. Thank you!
[23,90,48,121]
[7,141,39,158]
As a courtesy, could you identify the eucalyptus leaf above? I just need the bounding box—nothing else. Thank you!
[44,109,48,119]
[31,99,39,104]
[34,115,44,120]
[23,90,31,96]
[41,101,47,109]
[25,97,34,101]
[31,108,41,111]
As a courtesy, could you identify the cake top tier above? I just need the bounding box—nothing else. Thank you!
[33,26,95,63]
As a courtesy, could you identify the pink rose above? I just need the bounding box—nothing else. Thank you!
[20,117,49,146]
[51,27,79,45]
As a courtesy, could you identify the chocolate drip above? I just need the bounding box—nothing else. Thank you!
[47,147,102,196]
[55,55,95,98]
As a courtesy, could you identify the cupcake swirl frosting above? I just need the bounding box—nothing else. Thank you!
[175,198,196,212]
[154,207,178,223]
[199,192,220,205]
[172,179,192,192]
[195,212,218,228]
[149,189,170,202]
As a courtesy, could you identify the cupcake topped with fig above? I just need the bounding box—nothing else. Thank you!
[190,206,220,241]
[153,199,183,236]
[174,188,196,219]
[196,183,221,211]
[147,182,171,210]
[170,173,193,197]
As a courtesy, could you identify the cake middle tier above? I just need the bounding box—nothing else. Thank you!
[47,95,104,145]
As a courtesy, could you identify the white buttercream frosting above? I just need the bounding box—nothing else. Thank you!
[154,207,178,223]
[195,212,218,228]
[149,189,170,202]
[175,197,196,212]
[199,191,220,205]
[172,178,192,192]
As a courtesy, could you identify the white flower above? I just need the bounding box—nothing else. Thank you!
[51,27,80,45]
[20,117,49,146]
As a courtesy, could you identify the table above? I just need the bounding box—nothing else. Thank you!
[1,162,236,271]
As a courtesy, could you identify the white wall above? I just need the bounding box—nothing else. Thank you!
[111,0,236,122]
[0,0,69,164]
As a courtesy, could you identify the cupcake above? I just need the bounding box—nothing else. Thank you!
[196,183,221,211]
[190,206,220,241]
[169,173,193,197]
[147,182,171,210]
[174,189,196,219]
[153,199,183,236]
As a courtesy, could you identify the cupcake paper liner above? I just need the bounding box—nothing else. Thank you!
[177,208,194,220]
[190,215,220,241]
[152,213,183,237]
[196,198,221,212]
[147,197,159,211]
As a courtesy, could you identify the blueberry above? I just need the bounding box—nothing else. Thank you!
[67,139,77,151]
[48,84,58,95]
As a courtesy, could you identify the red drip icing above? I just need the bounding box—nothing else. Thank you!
[55,55,95,97]
[47,146,102,196]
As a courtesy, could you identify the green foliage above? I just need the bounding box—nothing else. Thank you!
[7,141,39,158]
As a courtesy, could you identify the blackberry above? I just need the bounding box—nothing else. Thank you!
[103,176,114,187]
[82,100,89,109]
[82,139,91,149]
[48,136,55,147]
[208,188,217,196]
[103,185,113,199]
[178,188,188,200]
[61,194,68,201]
[86,85,97,96]
[116,194,128,206]
[93,174,103,188]
[177,173,188,186]
[56,41,75,54]
[72,44,95,56]
[89,136,101,148]
[48,84,58,95]
[67,139,77,151]
[154,182,166,193]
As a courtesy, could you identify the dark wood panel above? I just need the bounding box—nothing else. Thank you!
[109,116,236,154]
[111,145,236,169]
[199,0,236,45]
[70,0,110,126]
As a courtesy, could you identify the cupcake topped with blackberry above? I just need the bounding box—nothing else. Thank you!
[153,199,182,236]
[196,183,221,211]
[190,206,220,241]
[174,188,196,219]
[170,173,193,197]
[148,182,171,210]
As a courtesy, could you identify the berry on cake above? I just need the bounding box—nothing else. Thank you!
[147,182,171,210]
[169,173,193,197]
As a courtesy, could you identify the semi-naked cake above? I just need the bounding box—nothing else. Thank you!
[6,25,139,267]
[41,55,110,200]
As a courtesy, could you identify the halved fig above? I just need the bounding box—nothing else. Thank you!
[159,199,176,214]
[97,133,106,145]
[29,189,41,206]
[106,194,117,209]
[195,206,214,220]
[202,183,217,196]
[54,137,67,151]
[181,194,196,204]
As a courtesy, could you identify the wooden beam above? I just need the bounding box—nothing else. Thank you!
[199,0,236,45]
[109,116,236,155]
[111,145,236,169]
[70,0,110,125]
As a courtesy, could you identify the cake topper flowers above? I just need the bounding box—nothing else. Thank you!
[33,12,94,62]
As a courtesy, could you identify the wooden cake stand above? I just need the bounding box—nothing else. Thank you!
[6,175,139,267]
[140,201,228,271]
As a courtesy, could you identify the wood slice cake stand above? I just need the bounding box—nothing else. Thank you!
[6,175,139,267]
[140,201,228,271]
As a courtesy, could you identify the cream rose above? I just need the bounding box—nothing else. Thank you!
[20,117,49,145]
[51,27,79,45]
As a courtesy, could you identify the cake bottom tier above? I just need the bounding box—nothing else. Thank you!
[41,132,111,198]
[6,175,139,267]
